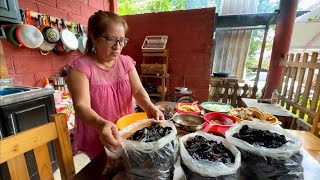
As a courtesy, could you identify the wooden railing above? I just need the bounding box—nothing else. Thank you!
[209,82,258,107]
[279,52,320,129]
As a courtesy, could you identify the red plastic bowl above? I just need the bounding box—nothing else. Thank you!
[175,103,203,115]
[203,112,237,135]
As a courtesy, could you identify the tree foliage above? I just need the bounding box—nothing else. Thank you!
[118,0,187,15]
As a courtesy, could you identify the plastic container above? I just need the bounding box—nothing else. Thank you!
[200,101,233,114]
[116,112,148,130]
[175,103,202,115]
[53,90,62,104]
[271,89,279,104]
[203,112,237,135]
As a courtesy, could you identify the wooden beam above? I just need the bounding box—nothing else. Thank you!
[216,11,308,28]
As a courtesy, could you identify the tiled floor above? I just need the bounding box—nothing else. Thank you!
[53,153,90,180]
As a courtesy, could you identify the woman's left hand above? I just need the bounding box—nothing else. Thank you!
[146,105,164,120]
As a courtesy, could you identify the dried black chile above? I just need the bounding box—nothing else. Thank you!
[127,123,172,142]
[185,136,235,163]
[233,125,288,148]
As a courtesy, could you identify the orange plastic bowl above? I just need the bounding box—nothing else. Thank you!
[176,103,203,115]
[116,112,148,130]
[203,112,237,135]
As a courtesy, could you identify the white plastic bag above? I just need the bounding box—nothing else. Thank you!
[103,146,125,175]
[179,131,241,178]
[225,121,301,159]
[119,119,178,180]
[225,121,303,179]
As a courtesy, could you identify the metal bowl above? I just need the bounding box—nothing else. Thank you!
[172,114,205,132]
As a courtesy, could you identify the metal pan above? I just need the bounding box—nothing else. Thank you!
[172,114,205,132]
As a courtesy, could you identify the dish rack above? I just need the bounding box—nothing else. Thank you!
[141,35,168,52]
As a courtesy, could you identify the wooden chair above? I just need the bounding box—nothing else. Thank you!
[0,113,75,180]
[311,107,320,136]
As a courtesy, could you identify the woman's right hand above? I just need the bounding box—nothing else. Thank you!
[99,121,121,149]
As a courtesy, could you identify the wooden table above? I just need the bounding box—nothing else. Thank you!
[241,98,295,128]
[73,130,320,180]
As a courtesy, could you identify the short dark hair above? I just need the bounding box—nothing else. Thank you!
[85,10,128,54]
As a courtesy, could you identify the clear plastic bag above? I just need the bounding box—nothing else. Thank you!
[179,132,241,179]
[225,121,303,179]
[103,146,125,175]
[119,119,178,180]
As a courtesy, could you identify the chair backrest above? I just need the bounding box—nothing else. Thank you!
[209,82,258,107]
[0,113,75,180]
[311,107,320,136]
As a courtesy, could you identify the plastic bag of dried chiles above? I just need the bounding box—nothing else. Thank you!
[103,146,125,176]
[119,119,178,180]
[179,131,241,180]
[225,121,303,180]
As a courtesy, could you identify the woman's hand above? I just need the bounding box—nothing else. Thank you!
[99,121,120,149]
[146,104,164,120]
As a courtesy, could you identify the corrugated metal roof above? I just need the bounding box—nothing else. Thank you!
[290,2,320,49]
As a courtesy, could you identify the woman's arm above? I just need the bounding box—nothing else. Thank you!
[68,68,119,147]
[129,67,164,120]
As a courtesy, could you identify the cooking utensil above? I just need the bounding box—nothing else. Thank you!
[77,24,87,54]
[202,112,237,135]
[38,15,56,55]
[213,72,230,77]
[42,15,60,43]
[16,9,43,49]
[200,101,233,114]
[60,18,78,51]
[172,114,205,132]
[5,24,22,47]
[53,19,68,55]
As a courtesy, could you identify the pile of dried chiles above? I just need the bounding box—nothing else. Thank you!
[233,125,288,148]
[161,109,174,120]
[185,136,235,164]
[127,123,172,142]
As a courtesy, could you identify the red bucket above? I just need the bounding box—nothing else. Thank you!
[203,112,237,135]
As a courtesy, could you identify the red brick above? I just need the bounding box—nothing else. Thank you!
[80,4,98,18]
[34,0,57,7]
[2,40,32,55]
[4,55,15,75]
[103,0,110,11]
[12,74,35,86]
[51,55,79,71]
[34,71,59,87]
[78,0,88,4]
[68,13,88,26]
[57,0,82,15]
[13,55,51,74]
[37,3,68,20]
[18,0,38,11]
[89,0,104,10]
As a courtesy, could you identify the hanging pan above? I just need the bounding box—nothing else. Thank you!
[77,24,87,54]
[16,9,43,49]
[41,15,60,43]
[38,15,56,55]
[60,18,78,52]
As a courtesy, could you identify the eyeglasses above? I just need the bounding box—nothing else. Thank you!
[100,35,129,47]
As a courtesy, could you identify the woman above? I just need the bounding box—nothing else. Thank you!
[68,10,164,159]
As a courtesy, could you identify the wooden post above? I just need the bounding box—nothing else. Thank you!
[263,0,298,98]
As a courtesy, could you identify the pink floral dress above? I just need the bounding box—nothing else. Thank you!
[69,54,135,159]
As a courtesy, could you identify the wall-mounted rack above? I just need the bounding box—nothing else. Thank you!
[22,9,85,28]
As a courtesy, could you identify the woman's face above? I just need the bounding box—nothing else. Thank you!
[93,22,126,62]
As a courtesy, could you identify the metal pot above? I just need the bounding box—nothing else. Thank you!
[172,114,205,132]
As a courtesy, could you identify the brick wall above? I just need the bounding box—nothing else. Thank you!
[122,8,215,102]
[3,0,113,87]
